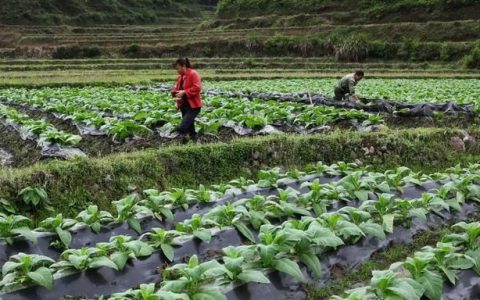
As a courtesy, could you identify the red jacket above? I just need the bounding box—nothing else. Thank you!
[172,68,202,109]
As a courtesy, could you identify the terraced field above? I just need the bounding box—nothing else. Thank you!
[1,162,480,299]
[0,1,479,299]
[2,77,480,168]
[205,78,480,105]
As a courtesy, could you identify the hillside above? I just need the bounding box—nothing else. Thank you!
[0,0,478,65]
[215,0,480,26]
[0,0,217,25]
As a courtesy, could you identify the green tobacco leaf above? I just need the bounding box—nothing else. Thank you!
[274,258,305,282]
[382,214,395,233]
[111,252,129,271]
[257,179,273,188]
[392,278,424,300]
[161,244,175,262]
[359,222,386,239]
[299,252,322,279]
[313,228,344,248]
[237,270,270,284]
[127,218,142,234]
[440,265,457,285]
[27,267,53,290]
[466,249,480,275]
[2,261,22,275]
[159,207,174,222]
[193,228,211,243]
[409,208,427,221]
[156,290,189,300]
[192,287,227,300]
[90,256,119,271]
[91,222,101,234]
[445,199,462,212]
[418,269,443,300]
[234,222,256,243]
[55,227,72,248]
[448,255,476,270]
[376,182,391,193]
[354,190,369,202]
[11,227,37,244]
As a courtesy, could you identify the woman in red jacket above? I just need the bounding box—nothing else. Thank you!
[171,58,203,139]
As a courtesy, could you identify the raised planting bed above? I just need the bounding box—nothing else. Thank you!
[204,79,480,106]
[330,221,480,300]
[0,86,385,166]
[1,162,480,299]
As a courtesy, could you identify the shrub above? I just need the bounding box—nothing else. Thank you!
[463,43,480,69]
[51,46,101,59]
[122,44,142,58]
[324,33,371,62]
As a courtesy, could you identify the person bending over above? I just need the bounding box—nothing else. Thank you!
[334,70,364,102]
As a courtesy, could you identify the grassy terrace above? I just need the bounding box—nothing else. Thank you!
[1,19,479,61]
[0,58,478,87]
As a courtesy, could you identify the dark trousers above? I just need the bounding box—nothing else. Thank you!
[179,107,201,137]
[334,87,347,101]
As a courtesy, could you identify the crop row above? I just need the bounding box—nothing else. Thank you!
[0,87,381,141]
[0,162,360,248]
[4,161,478,255]
[1,163,480,297]
[102,185,479,300]
[0,104,82,148]
[204,79,480,105]
[331,221,480,300]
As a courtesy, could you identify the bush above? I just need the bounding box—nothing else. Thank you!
[122,44,142,58]
[463,44,480,69]
[51,46,101,59]
[324,33,371,62]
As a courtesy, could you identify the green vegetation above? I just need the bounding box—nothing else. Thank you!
[0,0,210,25]
[0,1,478,298]
[206,78,480,104]
[0,104,82,146]
[331,222,480,299]
[0,86,379,142]
[2,162,480,298]
[464,42,480,69]
[216,0,480,23]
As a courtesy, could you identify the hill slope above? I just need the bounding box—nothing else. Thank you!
[0,0,216,25]
[215,0,480,25]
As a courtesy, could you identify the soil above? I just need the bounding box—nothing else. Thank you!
[0,123,45,168]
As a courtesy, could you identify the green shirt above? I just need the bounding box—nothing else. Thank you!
[336,73,358,95]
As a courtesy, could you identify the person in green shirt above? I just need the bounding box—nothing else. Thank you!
[334,70,364,102]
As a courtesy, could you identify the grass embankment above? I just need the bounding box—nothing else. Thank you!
[1,128,479,221]
[0,0,212,25]
[215,0,480,24]
[1,20,479,62]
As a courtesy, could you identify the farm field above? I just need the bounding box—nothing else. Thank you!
[0,85,382,167]
[205,79,480,105]
[0,0,480,299]
[1,162,480,299]
[1,77,480,167]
